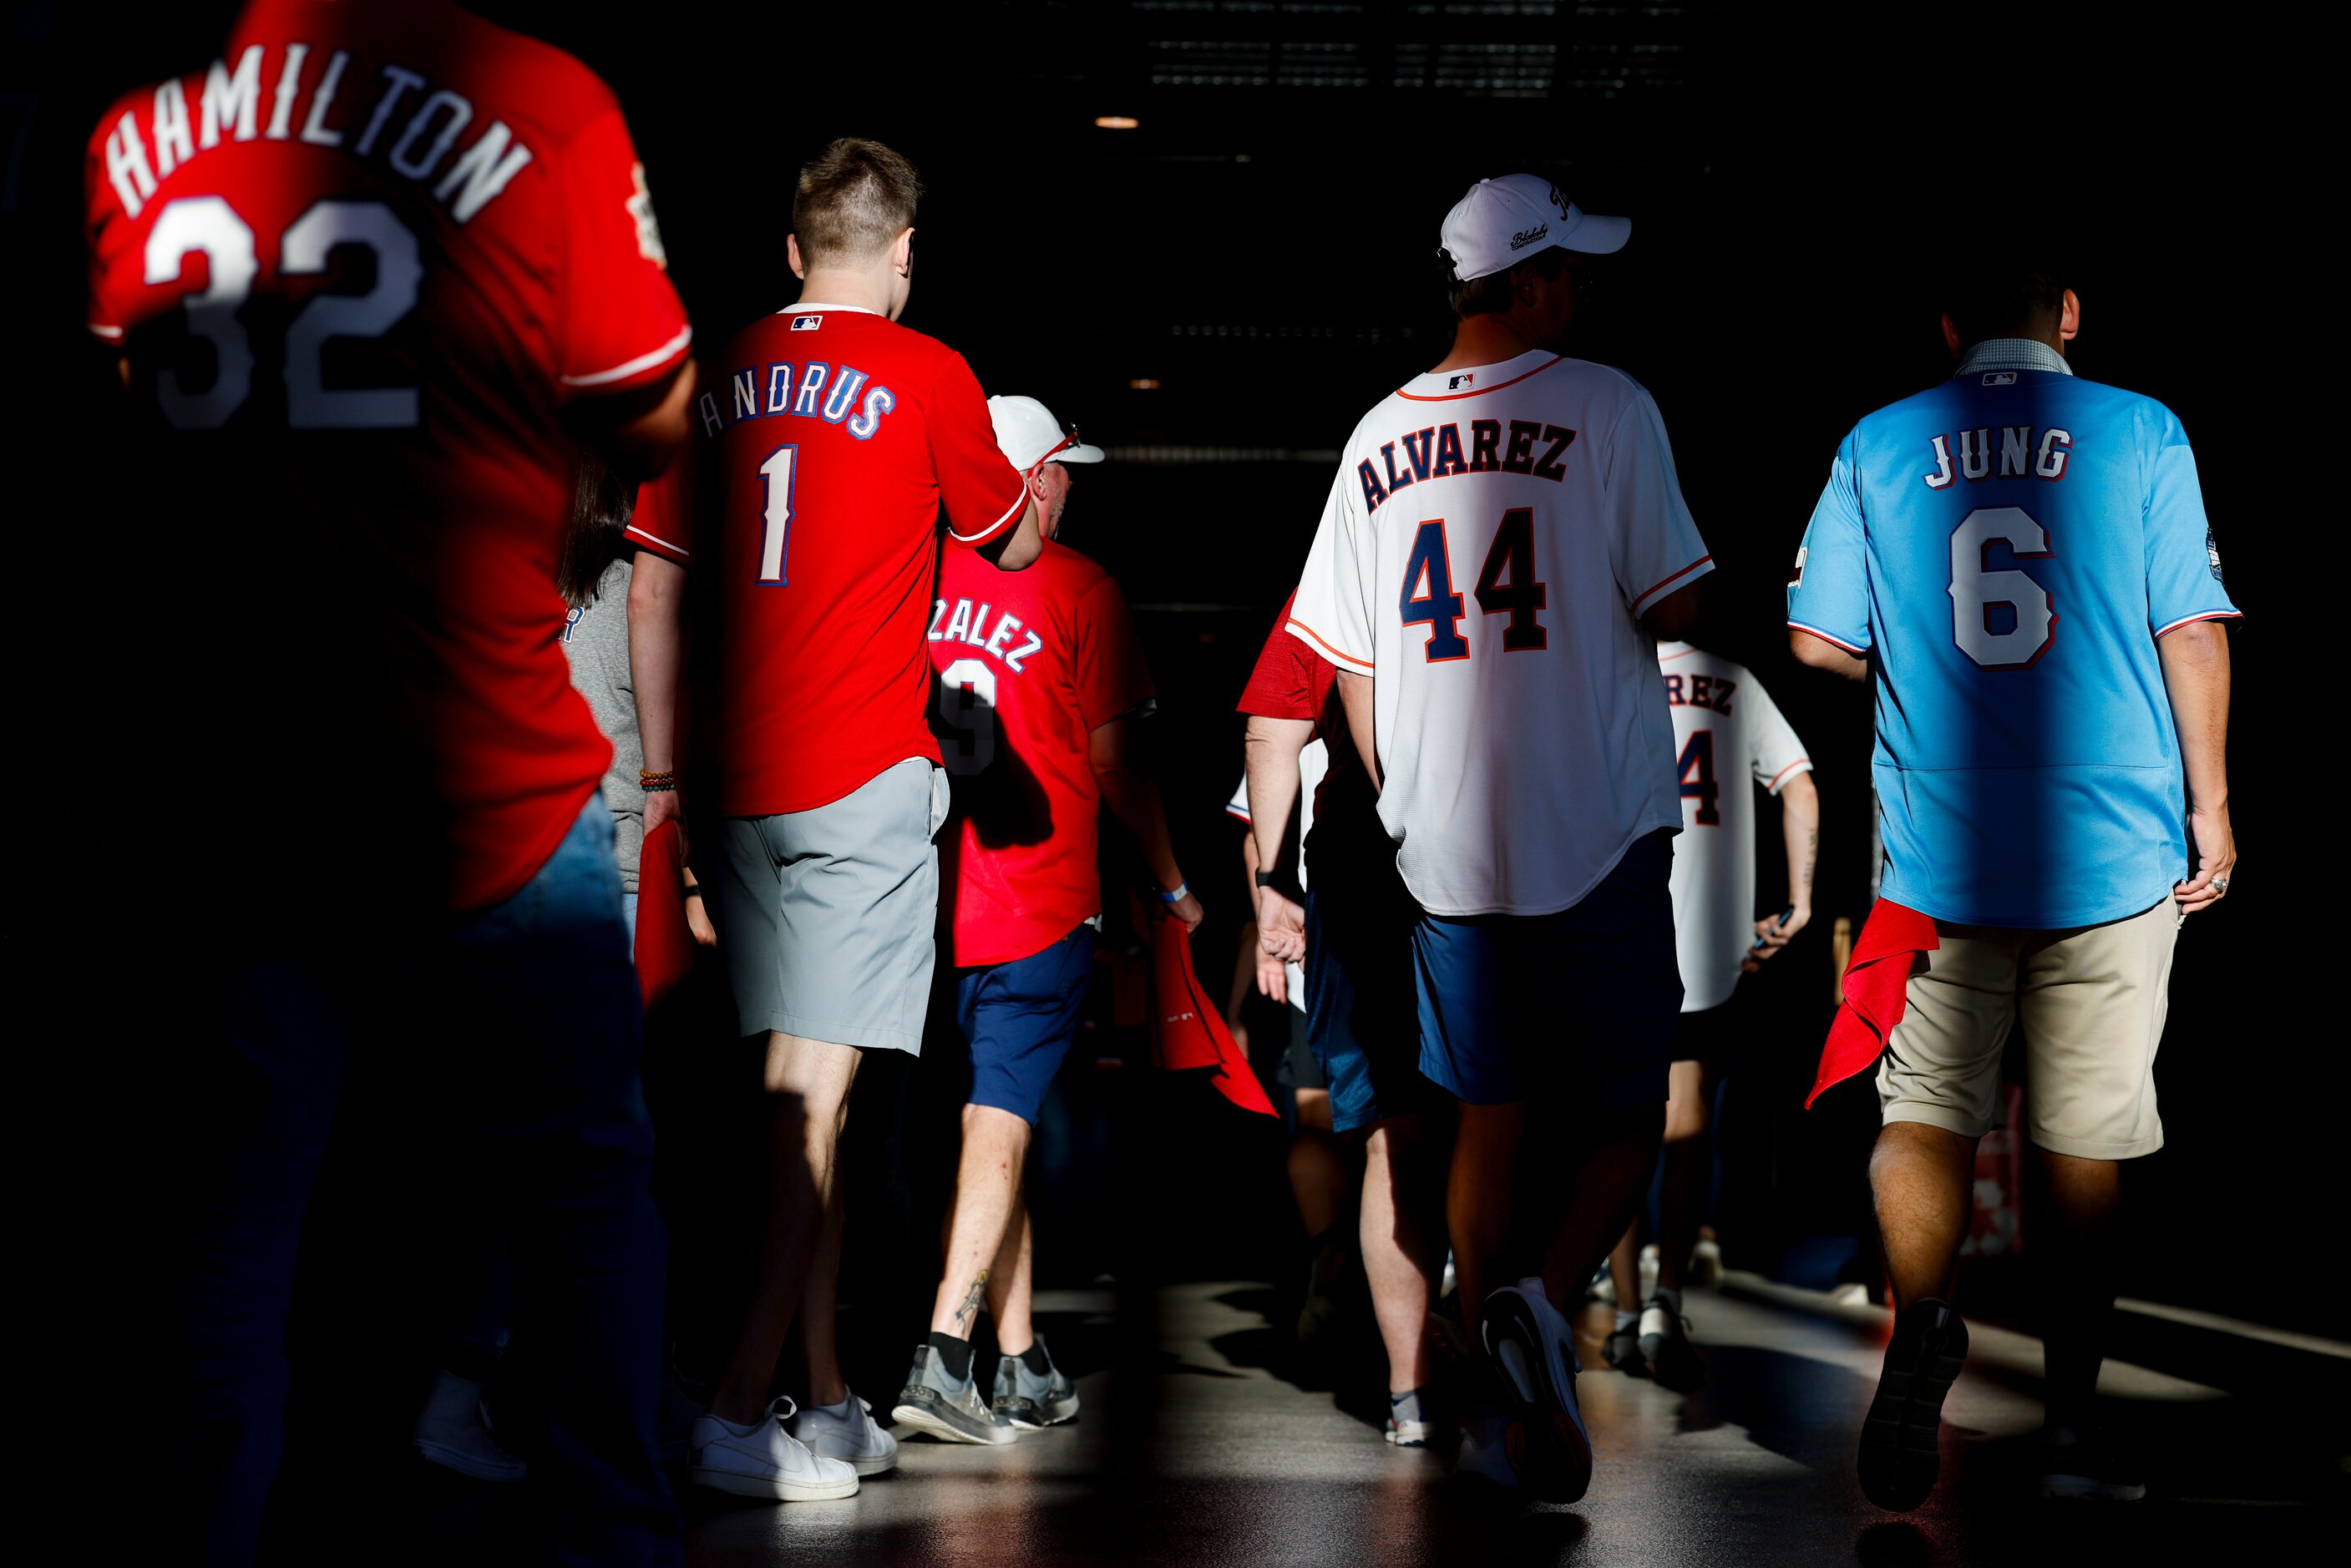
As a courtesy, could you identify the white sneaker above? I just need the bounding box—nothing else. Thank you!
[413,1369,528,1484]
[784,1392,899,1475]
[688,1397,860,1501]
[1687,1237,1725,1288]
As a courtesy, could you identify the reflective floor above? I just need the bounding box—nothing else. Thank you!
[684,1275,2348,1566]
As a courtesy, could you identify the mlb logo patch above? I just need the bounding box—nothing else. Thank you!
[1983,371,2016,386]
[1447,372,1476,391]
[791,315,823,331]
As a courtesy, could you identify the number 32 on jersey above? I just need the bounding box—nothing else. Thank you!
[1399,509,1547,660]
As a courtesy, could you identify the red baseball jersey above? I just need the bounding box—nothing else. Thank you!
[687,307,1031,817]
[932,539,1155,969]
[84,0,692,913]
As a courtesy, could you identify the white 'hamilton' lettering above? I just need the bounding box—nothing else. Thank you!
[101,46,535,226]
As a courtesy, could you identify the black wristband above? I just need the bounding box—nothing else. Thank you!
[1254,869,1280,888]
[682,885,703,900]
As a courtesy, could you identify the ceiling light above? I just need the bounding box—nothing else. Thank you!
[1127,377,1161,390]
[1093,115,1141,130]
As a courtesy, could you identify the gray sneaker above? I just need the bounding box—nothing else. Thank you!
[991,1337,1080,1429]
[892,1345,1014,1446]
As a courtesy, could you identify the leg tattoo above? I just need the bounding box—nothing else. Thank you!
[953,1270,990,1335]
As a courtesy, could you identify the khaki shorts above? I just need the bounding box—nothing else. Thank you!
[1876,895,2183,1160]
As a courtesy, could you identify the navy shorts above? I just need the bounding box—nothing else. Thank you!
[953,923,1097,1125]
[1414,830,1681,1109]
[1305,867,1431,1134]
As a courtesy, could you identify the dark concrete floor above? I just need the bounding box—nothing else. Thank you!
[683,1275,2348,1566]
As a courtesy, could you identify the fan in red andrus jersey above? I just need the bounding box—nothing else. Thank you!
[625,139,1048,1501]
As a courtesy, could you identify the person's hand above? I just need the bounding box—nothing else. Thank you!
[1742,903,1811,973]
[1256,885,1306,964]
[645,787,687,858]
[2176,802,2236,914]
[1255,946,1289,1005]
[1168,888,1205,933]
[683,878,718,947]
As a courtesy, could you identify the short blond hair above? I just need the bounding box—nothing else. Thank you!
[792,138,924,268]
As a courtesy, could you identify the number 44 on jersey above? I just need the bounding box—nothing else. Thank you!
[1400,508,1548,660]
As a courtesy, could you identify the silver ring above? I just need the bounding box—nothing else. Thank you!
[2212,875,2230,892]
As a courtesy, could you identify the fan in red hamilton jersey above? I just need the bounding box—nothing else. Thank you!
[625,139,1046,1503]
[892,394,1199,1444]
[87,2,698,1560]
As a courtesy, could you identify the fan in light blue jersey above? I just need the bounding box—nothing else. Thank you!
[1786,336,2239,928]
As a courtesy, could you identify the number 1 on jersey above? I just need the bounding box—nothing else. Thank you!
[756,444,798,584]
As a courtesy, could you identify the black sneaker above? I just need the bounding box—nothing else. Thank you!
[2036,1425,2146,1502]
[1478,1278,1594,1505]
[1639,1298,1705,1390]
[992,1337,1080,1429]
[1857,1299,1968,1511]
[1603,1323,1649,1376]
[891,1344,1014,1446]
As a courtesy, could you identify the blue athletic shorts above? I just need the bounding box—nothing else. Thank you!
[1413,830,1681,1108]
[953,922,1097,1125]
[1305,865,1431,1134]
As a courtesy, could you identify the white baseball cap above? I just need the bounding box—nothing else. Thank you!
[1438,174,1630,282]
[988,395,1104,472]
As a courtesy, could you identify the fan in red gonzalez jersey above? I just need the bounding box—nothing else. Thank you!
[630,139,1045,1501]
[884,393,1207,1448]
[1236,598,1444,1444]
[88,3,695,1560]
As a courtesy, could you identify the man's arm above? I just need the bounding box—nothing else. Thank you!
[1640,577,1703,641]
[975,498,1044,572]
[1239,837,1291,1002]
[1746,771,1819,970]
[629,550,688,840]
[1335,671,1380,793]
[1243,715,1314,964]
[569,360,697,483]
[1091,716,1204,931]
[1790,627,1869,680]
[2161,620,2236,912]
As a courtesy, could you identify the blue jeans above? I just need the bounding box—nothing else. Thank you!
[172,801,677,1565]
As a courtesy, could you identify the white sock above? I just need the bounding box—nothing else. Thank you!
[812,1393,855,1419]
[1614,1309,1639,1333]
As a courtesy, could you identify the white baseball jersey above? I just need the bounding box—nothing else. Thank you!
[1225,740,1328,1013]
[1657,643,1811,1012]
[1286,351,1714,917]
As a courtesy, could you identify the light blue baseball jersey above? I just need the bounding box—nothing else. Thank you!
[1786,340,2239,929]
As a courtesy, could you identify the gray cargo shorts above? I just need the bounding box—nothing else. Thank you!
[707,757,950,1053]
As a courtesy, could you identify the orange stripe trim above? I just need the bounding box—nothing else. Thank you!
[1395,356,1566,402]
[1284,616,1373,672]
[2154,609,2242,637]
[1632,554,1712,609]
[1766,758,1813,791]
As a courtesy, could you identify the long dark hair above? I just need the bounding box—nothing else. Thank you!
[559,454,632,609]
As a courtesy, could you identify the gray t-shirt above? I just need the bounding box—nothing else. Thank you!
[561,554,645,890]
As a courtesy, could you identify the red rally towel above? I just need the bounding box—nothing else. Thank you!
[1806,898,1940,1109]
[1139,897,1277,1117]
[634,820,696,1011]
